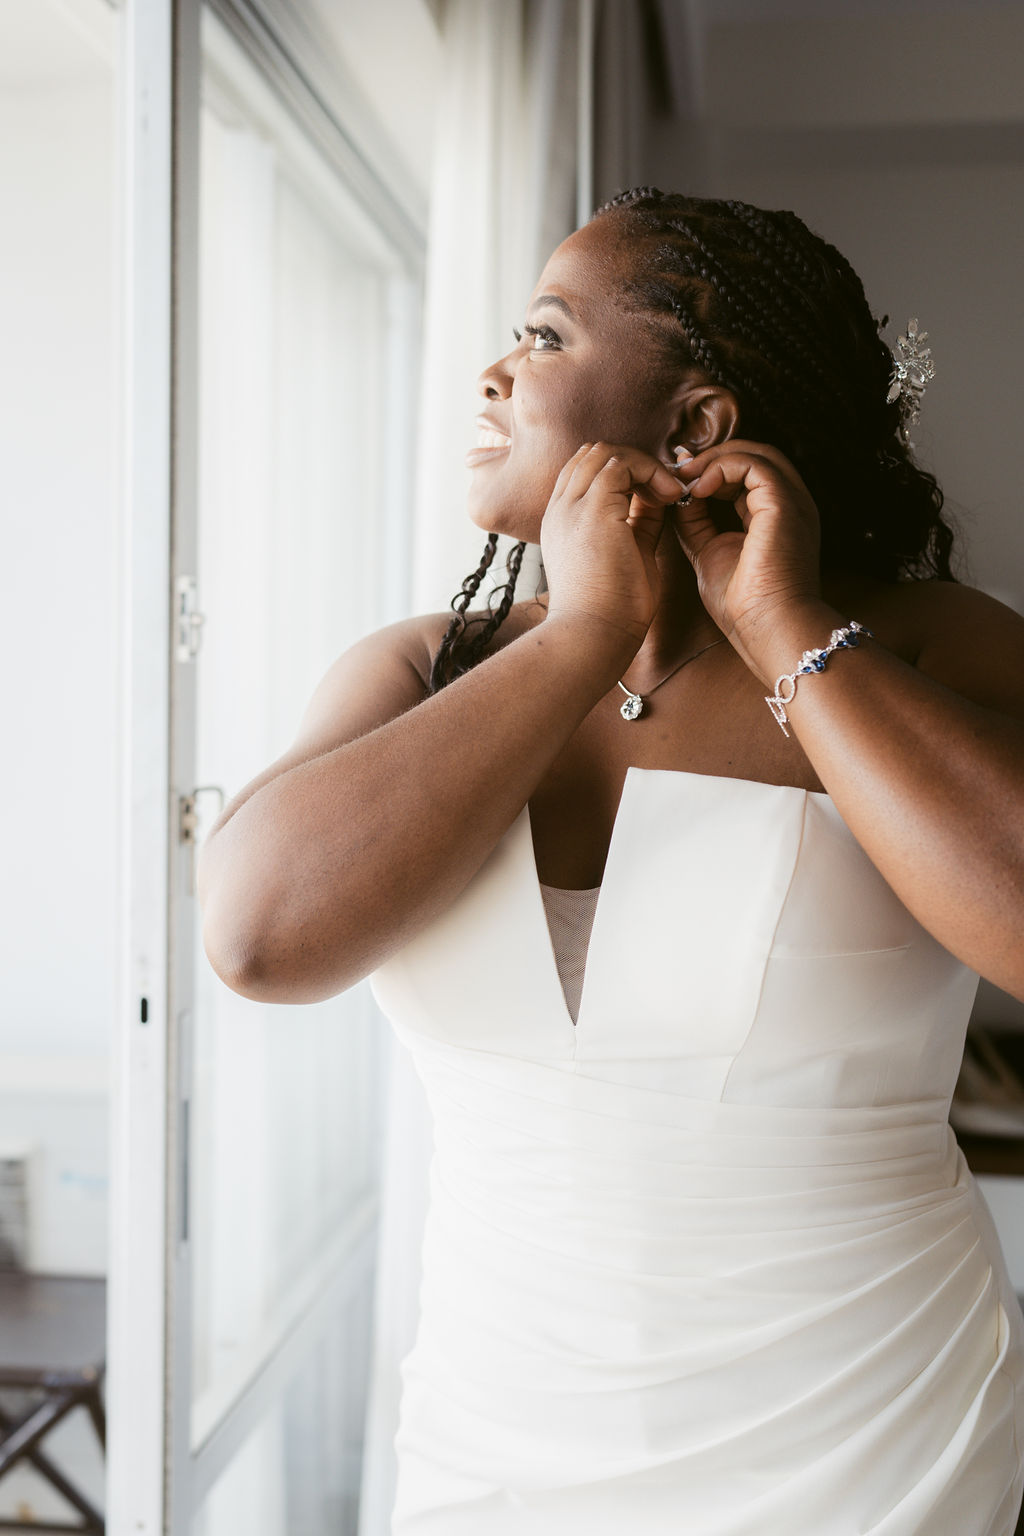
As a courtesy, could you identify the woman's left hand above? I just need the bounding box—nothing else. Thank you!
[669,440,823,680]
[671,443,1024,1007]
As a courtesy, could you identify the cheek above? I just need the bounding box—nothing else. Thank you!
[548,377,609,445]
[559,372,663,453]
[606,375,668,448]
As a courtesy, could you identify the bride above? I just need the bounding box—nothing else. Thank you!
[199,189,1024,1534]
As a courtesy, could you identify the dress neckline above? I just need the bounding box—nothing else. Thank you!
[539,881,602,896]
[538,884,601,1025]
[526,767,835,1036]
[529,767,830,893]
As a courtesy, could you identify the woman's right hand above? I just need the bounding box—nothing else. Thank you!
[540,442,688,653]
[201,443,685,1005]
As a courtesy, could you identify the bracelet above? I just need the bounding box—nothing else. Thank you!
[765,620,873,738]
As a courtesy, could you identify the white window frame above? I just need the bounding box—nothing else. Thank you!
[108,2,424,1529]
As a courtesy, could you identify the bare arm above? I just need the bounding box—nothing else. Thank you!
[748,585,1024,998]
[676,442,1024,1000]
[198,612,627,1003]
[198,444,681,1003]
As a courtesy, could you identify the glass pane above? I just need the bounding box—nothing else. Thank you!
[0,0,117,1524]
[191,12,407,1444]
[191,1277,373,1536]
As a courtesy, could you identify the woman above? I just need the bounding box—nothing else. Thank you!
[199,190,1024,1533]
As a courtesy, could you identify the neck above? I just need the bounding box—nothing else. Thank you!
[623,535,721,689]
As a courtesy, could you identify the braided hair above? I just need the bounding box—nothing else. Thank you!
[596,188,956,584]
[429,535,527,693]
[429,189,956,692]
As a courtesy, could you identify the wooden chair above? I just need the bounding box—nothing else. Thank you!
[0,1272,105,1534]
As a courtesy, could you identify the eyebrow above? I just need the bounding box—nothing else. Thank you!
[527,294,576,322]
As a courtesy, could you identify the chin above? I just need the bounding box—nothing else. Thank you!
[466,490,541,545]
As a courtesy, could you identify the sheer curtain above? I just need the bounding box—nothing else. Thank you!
[359,3,588,1529]
[412,0,585,611]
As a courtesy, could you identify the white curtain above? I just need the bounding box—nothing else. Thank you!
[411,0,584,611]
[359,3,586,1530]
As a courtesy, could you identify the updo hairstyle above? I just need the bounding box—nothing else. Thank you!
[429,189,957,693]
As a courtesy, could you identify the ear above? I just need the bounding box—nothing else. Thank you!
[658,382,740,460]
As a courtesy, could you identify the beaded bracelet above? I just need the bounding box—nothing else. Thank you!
[765,621,874,738]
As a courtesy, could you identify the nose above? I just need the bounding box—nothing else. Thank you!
[477,349,513,401]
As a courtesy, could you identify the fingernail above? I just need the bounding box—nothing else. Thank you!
[674,445,694,464]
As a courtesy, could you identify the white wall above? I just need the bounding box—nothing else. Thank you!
[0,80,118,1061]
[0,30,117,1273]
[0,1060,108,1274]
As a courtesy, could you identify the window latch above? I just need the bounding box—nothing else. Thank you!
[175,574,205,661]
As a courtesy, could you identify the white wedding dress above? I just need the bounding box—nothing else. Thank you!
[370,769,1024,1534]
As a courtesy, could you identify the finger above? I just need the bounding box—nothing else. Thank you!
[567,451,638,521]
[625,492,669,548]
[681,440,810,499]
[563,442,687,508]
[680,438,804,482]
[670,495,724,564]
[681,452,796,511]
[551,441,600,499]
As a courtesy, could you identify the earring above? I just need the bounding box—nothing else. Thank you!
[671,444,696,505]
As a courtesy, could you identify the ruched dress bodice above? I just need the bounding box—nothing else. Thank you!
[370,769,1024,1535]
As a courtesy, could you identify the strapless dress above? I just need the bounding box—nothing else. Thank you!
[370,769,1024,1534]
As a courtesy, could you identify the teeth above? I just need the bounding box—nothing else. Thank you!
[476,429,511,449]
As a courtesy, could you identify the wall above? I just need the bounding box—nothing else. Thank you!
[0,53,117,1274]
[0,78,118,1063]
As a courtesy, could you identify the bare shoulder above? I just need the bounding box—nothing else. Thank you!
[201,613,451,854]
[829,575,1024,719]
[292,611,451,748]
[300,593,545,747]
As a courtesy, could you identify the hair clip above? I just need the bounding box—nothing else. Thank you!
[886,318,934,446]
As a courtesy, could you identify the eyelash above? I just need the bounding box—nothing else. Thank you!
[513,323,561,352]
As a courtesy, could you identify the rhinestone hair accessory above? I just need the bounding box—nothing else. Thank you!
[886,318,935,446]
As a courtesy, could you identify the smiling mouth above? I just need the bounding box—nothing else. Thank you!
[466,421,512,468]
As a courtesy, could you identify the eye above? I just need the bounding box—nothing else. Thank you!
[523,322,561,352]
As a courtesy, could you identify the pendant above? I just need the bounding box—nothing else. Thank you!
[619,692,644,721]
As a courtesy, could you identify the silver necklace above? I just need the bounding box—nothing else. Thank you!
[616,638,726,721]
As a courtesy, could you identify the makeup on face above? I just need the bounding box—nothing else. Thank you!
[465,223,689,542]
